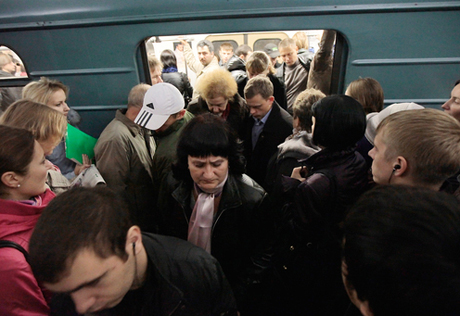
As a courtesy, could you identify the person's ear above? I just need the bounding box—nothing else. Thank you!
[393,156,408,177]
[176,109,186,120]
[125,226,142,255]
[1,171,22,188]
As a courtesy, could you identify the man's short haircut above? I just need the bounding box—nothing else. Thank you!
[292,88,326,133]
[29,187,133,284]
[160,49,178,69]
[219,43,233,52]
[343,185,460,316]
[195,68,237,101]
[22,77,69,105]
[346,77,384,114]
[197,40,215,54]
[0,99,67,143]
[148,55,163,71]
[0,53,12,68]
[0,125,35,194]
[246,51,274,75]
[454,79,460,87]
[235,44,252,58]
[278,38,296,50]
[377,108,460,186]
[244,75,274,100]
[292,32,308,50]
[172,113,245,184]
[127,83,150,109]
[312,95,366,149]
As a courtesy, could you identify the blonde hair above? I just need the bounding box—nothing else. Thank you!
[195,68,237,100]
[292,32,308,50]
[22,77,69,105]
[346,77,384,114]
[246,51,274,75]
[377,109,460,186]
[278,38,296,50]
[148,56,162,71]
[292,88,326,132]
[0,99,67,143]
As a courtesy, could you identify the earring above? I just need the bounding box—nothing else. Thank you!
[17,184,20,188]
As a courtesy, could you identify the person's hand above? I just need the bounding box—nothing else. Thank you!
[74,154,91,176]
[291,166,306,182]
[180,39,190,48]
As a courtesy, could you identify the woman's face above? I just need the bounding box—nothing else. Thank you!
[16,141,48,199]
[206,96,228,116]
[47,89,70,116]
[188,155,229,191]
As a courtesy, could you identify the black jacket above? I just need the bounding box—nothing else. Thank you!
[226,55,246,81]
[242,101,292,189]
[161,72,193,105]
[157,173,275,313]
[50,233,237,316]
[186,94,249,139]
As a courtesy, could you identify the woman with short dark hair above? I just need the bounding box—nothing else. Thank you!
[277,95,370,316]
[156,113,274,315]
[160,49,193,106]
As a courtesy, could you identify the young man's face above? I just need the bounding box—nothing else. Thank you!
[246,94,274,120]
[197,46,214,67]
[442,84,460,122]
[279,44,298,67]
[368,130,395,184]
[44,248,135,315]
[219,49,233,64]
[150,66,163,85]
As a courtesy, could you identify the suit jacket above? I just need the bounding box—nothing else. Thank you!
[243,101,292,189]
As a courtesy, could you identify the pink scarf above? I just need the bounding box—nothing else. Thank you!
[187,172,228,253]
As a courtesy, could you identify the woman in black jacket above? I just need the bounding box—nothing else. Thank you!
[156,114,274,315]
[278,95,370,316]
[160,49,193,106]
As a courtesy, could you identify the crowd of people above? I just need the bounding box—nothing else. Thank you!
[1,32,460,316]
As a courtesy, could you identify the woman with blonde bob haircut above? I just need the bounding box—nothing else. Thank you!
[23,77,84,179]
[237,51,287,110]
[0,100,67,156]
[187,68,248,138]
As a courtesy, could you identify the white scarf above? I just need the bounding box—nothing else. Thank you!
[187,172,228,253]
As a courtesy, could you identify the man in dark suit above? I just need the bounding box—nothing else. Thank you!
[243,75,293,189]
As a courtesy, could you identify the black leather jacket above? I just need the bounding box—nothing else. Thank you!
[157,173,275,310]
[161,71,193,104]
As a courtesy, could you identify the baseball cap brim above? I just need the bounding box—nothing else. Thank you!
[134,108,170,130]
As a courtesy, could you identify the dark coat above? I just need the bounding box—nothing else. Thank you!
[186,94,249,139]
[242,101,292,189]
[50,233,237,316]
[276,147,369,315]
[156,173,275,313]
[237,74,287,111]
[161,71,193,105]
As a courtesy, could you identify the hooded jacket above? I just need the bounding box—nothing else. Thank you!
[0,189,55,316]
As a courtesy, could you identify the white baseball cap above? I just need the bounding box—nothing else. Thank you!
[134,83,185,130]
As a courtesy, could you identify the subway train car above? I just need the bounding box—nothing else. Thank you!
[0,0,459,137]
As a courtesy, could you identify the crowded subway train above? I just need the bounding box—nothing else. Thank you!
[1,1,460,316]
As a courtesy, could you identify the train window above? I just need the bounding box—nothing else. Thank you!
[144,30,340,93]
[0,46,28,79]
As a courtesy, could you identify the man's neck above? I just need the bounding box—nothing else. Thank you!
[125,107,141,122]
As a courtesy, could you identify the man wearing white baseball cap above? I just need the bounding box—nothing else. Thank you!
[135,83,194,221]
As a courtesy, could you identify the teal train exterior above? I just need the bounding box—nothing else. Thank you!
[1,1,459,136]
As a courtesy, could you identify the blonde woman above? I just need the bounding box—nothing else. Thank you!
[22,77,85,179]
